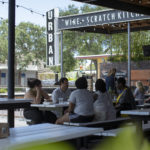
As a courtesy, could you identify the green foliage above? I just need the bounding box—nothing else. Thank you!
[15,88,23,92]
[0,88,7,93]
[0,19,8,63]
[15,22,46,70]
[11,141,75,150]
[50,50,76,74]
[94,126,150,150]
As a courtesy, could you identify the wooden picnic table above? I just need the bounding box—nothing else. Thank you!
[121,109,150,131]
[136,103,150,109]
[0,123,103,150]
[0,98,32,128]
[31,102,69,117]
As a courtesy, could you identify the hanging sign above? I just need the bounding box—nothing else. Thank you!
[46,8,59,66]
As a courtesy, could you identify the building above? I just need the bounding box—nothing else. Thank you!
[0,64,38,87]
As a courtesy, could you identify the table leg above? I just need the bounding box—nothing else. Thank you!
[8,108,14,128]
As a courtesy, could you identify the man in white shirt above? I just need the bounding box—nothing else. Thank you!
[52,77,71,103]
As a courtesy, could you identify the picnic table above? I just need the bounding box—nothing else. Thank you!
[136,103,150,109]
[0,98,32,127]
[0,123,103,150]
[31,102,69,117]
[120,109,150,131]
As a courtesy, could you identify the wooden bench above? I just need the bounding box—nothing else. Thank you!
[64,117,133,130]
[0,123,103,150]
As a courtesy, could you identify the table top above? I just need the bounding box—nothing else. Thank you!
[136,103,150,108]
[0,98,32,104]
[31,102,69,108]
[0,123,103,150]
[121,108,150,116]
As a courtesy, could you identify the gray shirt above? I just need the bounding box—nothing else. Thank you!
[52,87,71,103]
[134,87,145,99]
[69,89,94,116]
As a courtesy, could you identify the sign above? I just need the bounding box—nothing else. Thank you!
[46,8,59,66]
[58,9,150,30]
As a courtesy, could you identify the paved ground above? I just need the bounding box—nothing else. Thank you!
[0,110,27,127]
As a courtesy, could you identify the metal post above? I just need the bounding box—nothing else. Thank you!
[61,31,63,77]
[128,22,131,87]
[8,0,15,127]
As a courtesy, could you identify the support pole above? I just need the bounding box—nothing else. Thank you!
[8,0,15,127]
[128,22,131,87]
[61,31,63,77]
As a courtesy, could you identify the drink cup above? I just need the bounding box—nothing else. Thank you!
[58,98,63,104]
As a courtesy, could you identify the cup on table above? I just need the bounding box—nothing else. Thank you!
[113,95,117,102]
[58,98,64,104]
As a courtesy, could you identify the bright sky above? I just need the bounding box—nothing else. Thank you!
[0,0,83,27]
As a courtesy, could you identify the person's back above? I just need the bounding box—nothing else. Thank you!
[70,89,94,116]
[93,79,116,121]
[94,91,116,121]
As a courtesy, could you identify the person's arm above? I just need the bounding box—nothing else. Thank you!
[35,86,42,104]
[145,97,150,103]
[51,90,59,103]
[68,102,75,113]
[133,88,138,98]
[41,90,52,102]
[93,93,98,102]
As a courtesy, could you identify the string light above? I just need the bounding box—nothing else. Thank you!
[0,0,45,17]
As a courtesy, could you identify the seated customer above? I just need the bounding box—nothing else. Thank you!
[115,77,136,117]
[134,81,145,99]
[93,79,116,121]
[24,78,57,124]
[55,77,94,124]
[52,77,71,103]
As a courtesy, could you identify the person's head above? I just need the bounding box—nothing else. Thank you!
[136,81,144,92]
[75,77,88,89]
[95,79,106,93]
[117,77,126,90]
[108,68,116,76]
[27,78,41,89]
[59,77,69,91]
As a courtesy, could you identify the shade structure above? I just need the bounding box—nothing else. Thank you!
[58,9,150,34]
[58,9,150,86]
[73,0,150,15]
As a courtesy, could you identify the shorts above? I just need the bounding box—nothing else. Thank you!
[69,113,94,123]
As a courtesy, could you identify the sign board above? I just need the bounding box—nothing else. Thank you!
[46,8,59,66]
[58,9,150,30]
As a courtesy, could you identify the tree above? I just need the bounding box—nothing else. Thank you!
[15,22,46,70]
[0,19,8,63]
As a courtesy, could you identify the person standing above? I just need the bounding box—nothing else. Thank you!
[106,68,117,92]
[52,77,71,103]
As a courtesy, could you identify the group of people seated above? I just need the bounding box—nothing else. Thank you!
[23,72,149,125]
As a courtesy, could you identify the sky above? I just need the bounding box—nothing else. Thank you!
[0,0,84,27]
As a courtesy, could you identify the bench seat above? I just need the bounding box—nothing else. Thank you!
[64,117,132,130]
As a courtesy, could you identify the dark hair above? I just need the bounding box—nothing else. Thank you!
[59,77,68,85]
[117,77,126,86]
[75,77,87,89]
[95,79,106,93]
[27,78,41,88]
